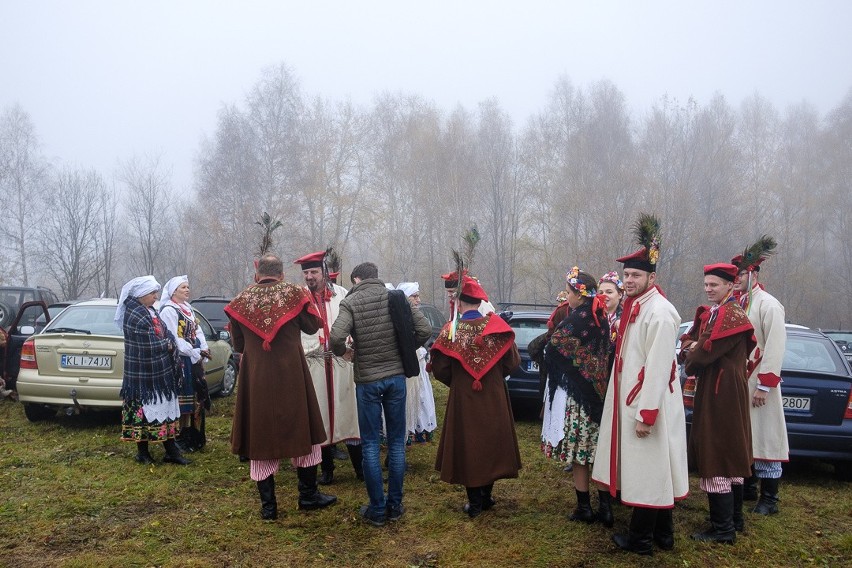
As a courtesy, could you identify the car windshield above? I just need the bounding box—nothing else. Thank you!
[44,305,122,336]
[511,319,550,348]
[193,301,228,322]
[824,331,852,345]
[783,335,846,374]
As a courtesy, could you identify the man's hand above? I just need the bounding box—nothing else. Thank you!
[635,420,652,438]
[752,388,768,407]
[342,348,355,362]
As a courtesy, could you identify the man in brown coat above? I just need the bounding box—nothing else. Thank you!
[226,254,336,520]
[430,277,522,518]
[681,263,755,544]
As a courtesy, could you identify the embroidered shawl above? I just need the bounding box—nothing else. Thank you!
[225,281,318,350]
[120,297,180,404]
[431,313,515,390]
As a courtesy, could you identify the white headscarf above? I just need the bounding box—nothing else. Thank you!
[114,275,160,329]
[396,282,420,297]
[160,275,189,305]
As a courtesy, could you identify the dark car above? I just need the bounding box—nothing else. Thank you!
[682,326,852,479]
[1,301,51,391]
[418,302,446,349]
[190,296,232,335]
[0,286,59,328]
[822,330,852,363]
[503,310,552,404]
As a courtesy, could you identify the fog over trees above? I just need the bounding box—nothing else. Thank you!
[1,63,850,328]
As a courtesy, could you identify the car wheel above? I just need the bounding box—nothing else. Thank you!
[23,403,56,422]
[219,359,237,397]
[0,301,14,328]
[834,461,852,482]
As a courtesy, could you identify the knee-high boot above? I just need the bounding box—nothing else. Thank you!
[752,477,779,515]
[569,490,595,523]
[256,474,277,520]
[481,483,496,511]
[347,443,364,481]
[743,470,758,501]
[464,486,483,518]
[319,446,335,485]
[653,507,675,551]
[162,439,191,465]
[612,506,656,556]
[692,492,736,544]
[297,465,337,510]
[732,483,745,531]
[135,441,154,464]
[597,490,614,528]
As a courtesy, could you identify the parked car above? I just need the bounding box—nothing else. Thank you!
[822,330,852,363]
[190,296,232,335]
[502,310,552,404]
[0,286,59,328]
[682,325,852,479]
[418,302,446,349]
[16,299,238,422]
[1,301,51,391]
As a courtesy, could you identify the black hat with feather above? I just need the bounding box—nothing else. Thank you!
[617,213,661,273]
[731,235,776,273]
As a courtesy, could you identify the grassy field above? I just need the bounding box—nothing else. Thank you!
[1,380,850,568]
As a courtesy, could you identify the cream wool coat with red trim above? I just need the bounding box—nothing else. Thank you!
[301,282,360,445]
[746,286,789,462]
[591,286,689,508]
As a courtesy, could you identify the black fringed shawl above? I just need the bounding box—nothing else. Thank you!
[544,301,611,424]
[119,297,180,404]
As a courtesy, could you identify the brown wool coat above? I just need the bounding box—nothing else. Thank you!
[229,305,328,460]
[684,326,753,479]
[432,342,522,487]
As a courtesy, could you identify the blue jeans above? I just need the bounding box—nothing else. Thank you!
[356,375,406,518]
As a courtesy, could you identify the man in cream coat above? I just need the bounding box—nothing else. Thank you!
[732,237,788,516]
[592,214,689,557]
[296,251,362,485]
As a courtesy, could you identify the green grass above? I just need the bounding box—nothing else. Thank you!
[1,380,850,567]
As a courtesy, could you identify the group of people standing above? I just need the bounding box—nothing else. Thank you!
[538,214,788,556]
[114,213,788,555]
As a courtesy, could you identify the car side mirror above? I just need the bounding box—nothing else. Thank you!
[218,330,231,342]
[19,325,35,336]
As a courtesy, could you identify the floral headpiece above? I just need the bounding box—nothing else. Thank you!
[598,271,624,292]
[566,266,596,297]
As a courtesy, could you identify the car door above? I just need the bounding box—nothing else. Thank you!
[2,301,50,390]
[193,309,230,393]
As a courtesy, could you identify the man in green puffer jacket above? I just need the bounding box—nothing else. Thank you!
[330,262,432,527]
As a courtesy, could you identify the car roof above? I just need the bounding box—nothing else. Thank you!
[73,298,119,306]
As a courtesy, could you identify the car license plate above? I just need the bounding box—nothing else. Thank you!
[61,355,112,369]
[782,396,811,411]
[527,361,539,372]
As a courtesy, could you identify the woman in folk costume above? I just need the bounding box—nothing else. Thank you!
[541,267,613,526]
[159,275,211,452]
[598,271,624,346]
[397,282,438,443]
[116,276,190,465]
[431,277,522,518]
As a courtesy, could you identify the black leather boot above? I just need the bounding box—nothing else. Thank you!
[612,506,656,556]
[653,507,675,551]
[732,483,745,531]
[752,477,779,515]
[569,490,596,523]
[464,486,483,518]
[743,472,758,501]
[256,474,277,520]
[481,483,496,511]
[692,492,735,544]
[135,441,154,464]
[597,490,614,528]
[297,465,337,510]
[319,446,335,485]
[347,443,364,481]
[162,439,191,465]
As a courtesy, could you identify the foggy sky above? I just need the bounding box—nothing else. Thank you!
[2,0,850,192]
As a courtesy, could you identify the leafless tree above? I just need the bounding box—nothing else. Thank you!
[0,104,48,285]
[42,168,106,299]
[121,155,173,276]
[93,182,120,297]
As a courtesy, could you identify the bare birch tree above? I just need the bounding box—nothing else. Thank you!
[121,155,173,276]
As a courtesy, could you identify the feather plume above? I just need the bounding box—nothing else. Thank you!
[632,213,661,249]
[255,212,283,257]
[325,246,342,274]
[740,235,776,268]
[462,225,480,271]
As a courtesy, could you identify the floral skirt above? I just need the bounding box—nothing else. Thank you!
[121,399,179,442]
[541,396,599,466]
